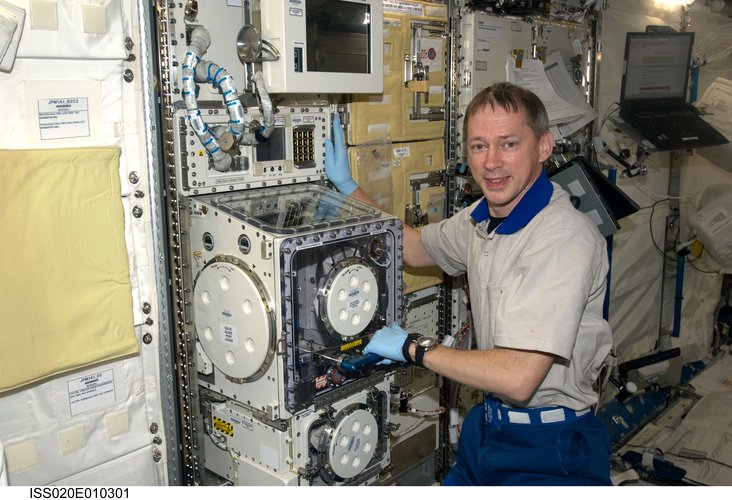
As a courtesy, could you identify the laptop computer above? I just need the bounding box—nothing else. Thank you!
[618,31,729,152]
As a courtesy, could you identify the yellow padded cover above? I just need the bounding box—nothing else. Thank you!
[393,139,445,292]
[348,1,447,145]
[349,139,444,293]
[0,148,138,394]
[349,143,398,215]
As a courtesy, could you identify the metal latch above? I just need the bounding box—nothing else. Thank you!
[403,21,447,122]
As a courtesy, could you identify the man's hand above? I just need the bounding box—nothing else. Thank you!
[324,114,359,196]
[363,323,409,365]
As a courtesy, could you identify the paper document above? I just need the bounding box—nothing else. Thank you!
[543,52,597,138]
[506,53,596,138]
[507,56,585,125]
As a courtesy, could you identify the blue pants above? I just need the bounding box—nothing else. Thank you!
[443,399,612,486]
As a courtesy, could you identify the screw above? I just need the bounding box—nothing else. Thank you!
[123,69,134,82]
[132,205,143,218]
[142,333,153,344]
[129,171,140,184]
[149,422,159,433]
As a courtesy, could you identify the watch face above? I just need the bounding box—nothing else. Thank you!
[417,336,437,349]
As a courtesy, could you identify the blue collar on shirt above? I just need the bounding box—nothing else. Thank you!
[469,169,554,235]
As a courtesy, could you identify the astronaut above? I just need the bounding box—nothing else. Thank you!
[324,82,613,485]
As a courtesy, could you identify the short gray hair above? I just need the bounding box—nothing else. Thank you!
[463,82,549,139]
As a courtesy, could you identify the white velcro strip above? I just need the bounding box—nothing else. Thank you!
[641,451,655,470]
[507,411,531,424]
[29,1,57,31]
[540,408,566,424]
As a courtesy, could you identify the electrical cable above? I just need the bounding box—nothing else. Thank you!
[686,257,723,275]
[391,419,427,439]
[407,405,446,416]
[645,199,724,274]
[633,183,701,204]
[599,101,620,133]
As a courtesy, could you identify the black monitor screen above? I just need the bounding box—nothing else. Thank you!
[255,127,286,162]
[306,0,371,74]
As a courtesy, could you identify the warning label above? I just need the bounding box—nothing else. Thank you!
[67,369,116,416]
[38,97,90,140]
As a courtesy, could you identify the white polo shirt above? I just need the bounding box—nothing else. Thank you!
[421,170,613,410]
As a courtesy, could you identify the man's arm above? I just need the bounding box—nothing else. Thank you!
[414,344,555,405]
[362,323,555,405]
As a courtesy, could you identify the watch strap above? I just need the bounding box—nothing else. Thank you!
[415,343,426,368]
[401,333,420,364]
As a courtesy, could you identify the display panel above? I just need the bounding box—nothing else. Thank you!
[255,127,287,162]
[172,106,329,195]
[306,0,371,74]
[257,0,383,93]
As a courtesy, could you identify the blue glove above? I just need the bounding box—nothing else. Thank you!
[363,322,409,365]
[324,114,359,196]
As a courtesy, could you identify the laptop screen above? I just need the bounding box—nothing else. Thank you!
[620,31,695,106]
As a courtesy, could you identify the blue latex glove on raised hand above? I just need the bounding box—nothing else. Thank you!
[324,114,359,196]
[362,322,409,365]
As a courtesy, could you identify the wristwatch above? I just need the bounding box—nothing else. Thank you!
[414,336,438,368]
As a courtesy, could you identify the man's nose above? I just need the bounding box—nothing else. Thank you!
[481,148,501,170]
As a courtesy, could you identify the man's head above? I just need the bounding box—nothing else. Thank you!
[464,82,554,218]
[463,82,550,140]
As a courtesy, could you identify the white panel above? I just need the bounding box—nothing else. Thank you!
[457,12,532,157]
[0,59,123,148]
[0,358,154,485]
[0,0,169,487]
[18,0,126,60]
[54,446,162,486]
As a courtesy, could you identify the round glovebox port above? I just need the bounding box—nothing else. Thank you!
[202,232,215,251]
[238,234,251,254]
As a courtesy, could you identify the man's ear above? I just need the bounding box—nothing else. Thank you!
[538,131,554,162]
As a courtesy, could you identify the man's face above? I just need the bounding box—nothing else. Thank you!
[467,104,553,218]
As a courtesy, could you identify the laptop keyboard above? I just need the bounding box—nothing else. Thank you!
[619,106,729,151]
[626,109,700,139]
